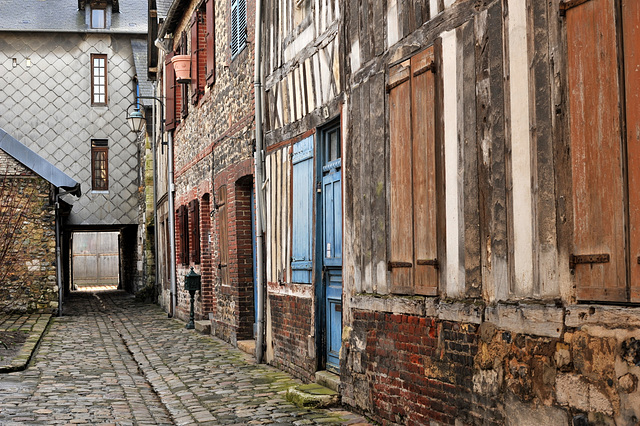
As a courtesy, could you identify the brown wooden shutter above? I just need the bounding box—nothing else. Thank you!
[389,60,414,294]
[624,0,640,302]
[567,0,626,302]
[180,33,189,118]
[217,186,229,285]
[177,205,189,265]
[410,47,438,296]
[205,0,215,86]
[189,199,201,264]
[165,53,176,131]
[190,14,200,104]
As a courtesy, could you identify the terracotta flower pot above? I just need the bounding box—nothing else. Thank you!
[171,55,191,83]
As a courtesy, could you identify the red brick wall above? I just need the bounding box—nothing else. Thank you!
[343,310,503,426]
[269,294,315,382]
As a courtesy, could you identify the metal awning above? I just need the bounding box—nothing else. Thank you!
[0,128,81,197]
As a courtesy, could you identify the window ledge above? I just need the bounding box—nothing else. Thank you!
[91,190,109,194]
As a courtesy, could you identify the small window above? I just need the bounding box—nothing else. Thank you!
[91,54,107,105]
[91,140,108,191]
[91,8,106,29]
[230,0,247,58]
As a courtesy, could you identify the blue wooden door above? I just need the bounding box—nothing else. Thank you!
[318,123,342,373]
[323,160,342,372]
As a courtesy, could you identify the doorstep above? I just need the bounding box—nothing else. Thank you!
[315,370,340,392]
[237,339,255,355]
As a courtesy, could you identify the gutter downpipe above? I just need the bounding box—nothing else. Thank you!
[168,131,177,317]
[254,0,266,363]
[151,83,160,305]
[55,189,73,317]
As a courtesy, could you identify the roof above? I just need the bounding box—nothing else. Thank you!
[156,0,172,19]
[131,38,155,100]
[0,0,147,34]
[0,128,81,197]
[157,0,190,39]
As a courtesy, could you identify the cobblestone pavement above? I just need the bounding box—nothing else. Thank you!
[0,291,371,425]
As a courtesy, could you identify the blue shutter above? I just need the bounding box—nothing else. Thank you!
[231,0,246,58]
[291,136,314,283]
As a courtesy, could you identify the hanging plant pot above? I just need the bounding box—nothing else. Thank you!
[171,55,192,83]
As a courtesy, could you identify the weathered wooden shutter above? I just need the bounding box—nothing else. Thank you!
[205,0,215,85]
[291,136,314,283]
[624,0,640,302]
[567,0,626,302]
[389,47,438,296]
[389,60,414,294]
[165,53,176,131]
[410,47,438,296]
[218,186,229,285]
[189,199,201,264]
[177,205,189,265]
[180,33,189,118]
[190,14,200,104]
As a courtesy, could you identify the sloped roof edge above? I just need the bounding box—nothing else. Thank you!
[0,128,81,197]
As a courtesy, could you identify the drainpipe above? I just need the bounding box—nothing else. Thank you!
[54,189,73,317]
[254,0,266,363]
[167,131,177,317]
[152,83,160,304]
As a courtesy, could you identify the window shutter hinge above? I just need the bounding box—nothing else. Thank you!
[388,261,412,271]
[569,253,609,270]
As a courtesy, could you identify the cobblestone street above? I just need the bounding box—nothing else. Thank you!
[0,291,370,425]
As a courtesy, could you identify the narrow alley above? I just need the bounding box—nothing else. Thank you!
[0,291,370,425]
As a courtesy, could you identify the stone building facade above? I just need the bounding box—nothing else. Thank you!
[154,0,257,344]
[0,0,148,297]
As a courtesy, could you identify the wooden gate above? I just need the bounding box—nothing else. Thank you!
[72,232,119,289]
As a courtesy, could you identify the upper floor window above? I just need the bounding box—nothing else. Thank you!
[91,139,108,191]
[91,8,106,28]
[230,0,247,58]
[91,54,107,105]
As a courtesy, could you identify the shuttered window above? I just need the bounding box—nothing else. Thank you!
[165,53,177,131]
[190,11,205,104]
[189,199,201,264]
[180,33,189,118]
[177,205,189,265]
[388,46,439,296]
[218,186,229,285]
[566,0,640,303]
[205,0,215,85]
[231,0,247,58]
[291,136,314,283]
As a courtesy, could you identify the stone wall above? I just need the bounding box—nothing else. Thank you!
[0,153,58,313]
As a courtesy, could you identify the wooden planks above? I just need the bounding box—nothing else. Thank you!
[624,0,640,303]
[567,0,626,302]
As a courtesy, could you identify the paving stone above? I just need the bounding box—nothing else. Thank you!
[0,290,373,425]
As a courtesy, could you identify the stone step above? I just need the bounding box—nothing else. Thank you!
[315,370,340,392]
[237,339,255,355]
[286,383,339,409]
[194,320,211,335]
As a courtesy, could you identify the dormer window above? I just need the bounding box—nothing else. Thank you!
[91,8,106,28]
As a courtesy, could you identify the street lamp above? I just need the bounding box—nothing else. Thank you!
[126,105,146,133]
[125,94,177,320]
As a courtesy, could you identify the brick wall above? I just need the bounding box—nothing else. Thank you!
[343,310,503,426]
[269,294,315,382]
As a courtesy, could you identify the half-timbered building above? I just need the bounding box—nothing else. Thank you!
[341,0,640,424]
[260,0,344,382]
